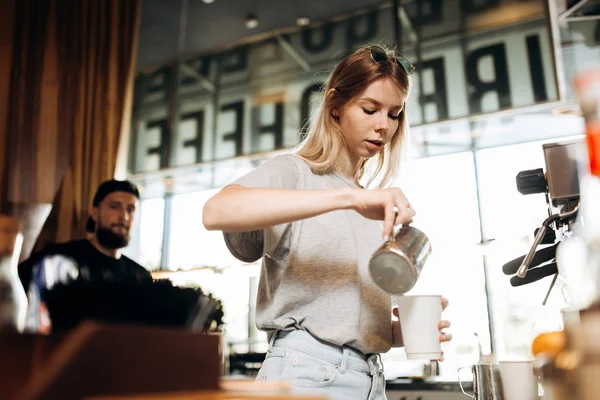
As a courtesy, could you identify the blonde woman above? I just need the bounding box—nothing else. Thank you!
[203,45,452,400]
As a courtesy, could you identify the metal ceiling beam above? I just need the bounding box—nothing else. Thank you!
[275,35,311,72]
[397,4,418,44]
[180,64,216,93]
[566,14,600,21]
[175,0,216,94]
[558,0,591,20]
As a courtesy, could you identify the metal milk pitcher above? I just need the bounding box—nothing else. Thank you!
[458,364,505,400]
[368,225,431,295]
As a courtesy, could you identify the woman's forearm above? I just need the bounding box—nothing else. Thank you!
[202,185,357,232]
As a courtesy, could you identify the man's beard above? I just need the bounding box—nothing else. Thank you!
[96,224,129,249]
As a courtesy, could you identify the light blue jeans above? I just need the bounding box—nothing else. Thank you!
[255,330,387,400]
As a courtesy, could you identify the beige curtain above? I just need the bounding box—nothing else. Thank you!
[0,0,15,209]
[1,0,141,259]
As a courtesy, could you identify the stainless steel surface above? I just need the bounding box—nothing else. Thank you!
[542,140,584,205]
[368,225,432,295]
[458,364,505,400]
[386,377,473,399]
[387,388,467,400]
[0,215,27,333]
[516,220,553,279]
[423,360,439,379]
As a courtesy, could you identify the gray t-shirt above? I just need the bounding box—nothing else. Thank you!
[224,154,393,354]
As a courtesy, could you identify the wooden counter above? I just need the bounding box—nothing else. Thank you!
[88,390,327,400]
[86,377,329,399]
[1,322,221,400]
[1,323,326,400]
[87,380,327,399]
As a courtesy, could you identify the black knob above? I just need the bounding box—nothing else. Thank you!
[516,168,547,195]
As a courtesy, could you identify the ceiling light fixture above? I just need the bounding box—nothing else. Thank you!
[296,17,310,27]
[201,0,215,4]
[245,13,259,29]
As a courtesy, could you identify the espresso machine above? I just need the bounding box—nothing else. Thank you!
[502,139,584,299]
[501,138,600,400]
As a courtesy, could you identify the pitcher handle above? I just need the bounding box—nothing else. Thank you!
[457,366,475,399]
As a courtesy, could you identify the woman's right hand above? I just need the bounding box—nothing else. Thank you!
[351,187,416,239]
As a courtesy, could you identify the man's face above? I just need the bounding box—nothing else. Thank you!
[91,191,138,249]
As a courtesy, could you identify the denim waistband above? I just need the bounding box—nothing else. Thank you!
[269,330,383,376]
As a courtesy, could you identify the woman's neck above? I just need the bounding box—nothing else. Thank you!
[336,149,360,180]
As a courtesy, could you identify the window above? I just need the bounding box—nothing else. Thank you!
[476,139,573,360]
[168,189,248,271]
[135,197,165,271]
[167,189,261,345]
[382,152,490,379]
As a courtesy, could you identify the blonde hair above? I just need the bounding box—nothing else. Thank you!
[296,45,411,189]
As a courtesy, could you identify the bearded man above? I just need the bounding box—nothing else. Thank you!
[18,180,152,332]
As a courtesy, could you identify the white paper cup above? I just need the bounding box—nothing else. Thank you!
[397,294,442,360]
[498,360,538,400]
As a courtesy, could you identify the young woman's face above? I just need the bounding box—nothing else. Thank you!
[336,78,405,163]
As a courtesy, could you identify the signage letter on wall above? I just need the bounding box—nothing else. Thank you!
[302,23,334,53]
[526,35,548,102]
[465,43,511,114]
[181,110,205,163]
[418,57,449,122]
[221,101,245,157]
[414,0,444,25]
[346,11,378,49]
[252,102,284,153]
[146,119,170,169]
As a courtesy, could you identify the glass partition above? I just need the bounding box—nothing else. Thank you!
[383,151,490,378]
[131,0,562,176]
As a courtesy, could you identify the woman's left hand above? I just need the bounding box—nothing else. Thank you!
[438,297,452,362]
[391,296,453,361]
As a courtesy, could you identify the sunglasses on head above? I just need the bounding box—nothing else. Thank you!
[369,45,415,76]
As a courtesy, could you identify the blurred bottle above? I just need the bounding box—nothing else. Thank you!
[578,70,600,304]
[557,71,600,310]
[576,71,600,179]
[575,70,600,246]
[562,70,600,400]
[0,215,27,332]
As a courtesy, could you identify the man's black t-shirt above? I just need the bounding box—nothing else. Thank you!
[18,239,151,291]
